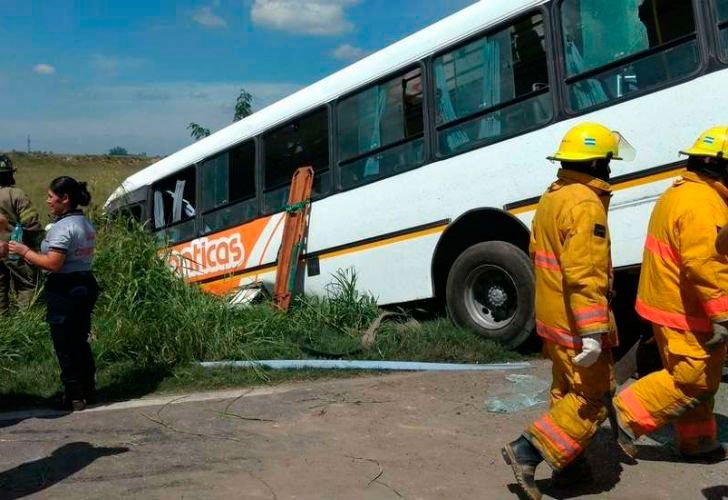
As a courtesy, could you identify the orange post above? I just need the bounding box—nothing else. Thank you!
[273,166,314,311]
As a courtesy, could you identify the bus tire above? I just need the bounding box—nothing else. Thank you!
[446,241,534,349]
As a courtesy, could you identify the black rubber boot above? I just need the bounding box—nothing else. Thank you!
[551,454,593,488]
[501,436,543,500]
[83,378,97,405]
[63,382,87,412]
[615,420,638,460]
[681,444,728,463]
[50,396,86,412]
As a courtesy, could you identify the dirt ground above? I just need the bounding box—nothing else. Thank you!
[0,360,726,499]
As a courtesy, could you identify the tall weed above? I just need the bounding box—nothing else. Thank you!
[0,217,519,405]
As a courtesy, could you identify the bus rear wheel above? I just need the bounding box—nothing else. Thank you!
[446,241,534,349]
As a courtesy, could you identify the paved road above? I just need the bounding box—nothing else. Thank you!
[0,362,726,499]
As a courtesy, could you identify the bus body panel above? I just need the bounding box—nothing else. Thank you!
[164,66,728,304]
[109,0,728,328]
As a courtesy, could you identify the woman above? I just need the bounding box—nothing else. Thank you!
[9,176,99,411]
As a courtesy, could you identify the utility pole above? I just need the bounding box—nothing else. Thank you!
[27,135,31,153]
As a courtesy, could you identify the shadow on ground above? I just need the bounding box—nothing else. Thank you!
[636,414,728,462]
[0,364,170,429]
[541,428,626,499]
[506,428,627,499]
[0,442,128,499]
[702,485,728,500]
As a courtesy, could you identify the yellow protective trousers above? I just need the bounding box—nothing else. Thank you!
[614,324,727,455]
[525,341,615,470]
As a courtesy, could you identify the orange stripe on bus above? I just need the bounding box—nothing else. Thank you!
[198,223,448,295]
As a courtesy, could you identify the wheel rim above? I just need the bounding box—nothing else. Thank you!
[463,264,518,330]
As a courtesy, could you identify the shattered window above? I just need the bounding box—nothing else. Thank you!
[337,67,425,190]
[151,167,197,244]
[200,141,257,234]
[433,13,552,155]
[560,0,699,111]
[263,108,331,214]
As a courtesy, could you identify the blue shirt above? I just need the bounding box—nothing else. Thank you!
[41,211,96,273]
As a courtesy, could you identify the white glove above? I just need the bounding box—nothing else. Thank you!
[573,334,603,367]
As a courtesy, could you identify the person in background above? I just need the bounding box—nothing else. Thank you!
[0,154,43,315]
[501,123,632,500]
[9,176,99,411]
[613,126,728,462]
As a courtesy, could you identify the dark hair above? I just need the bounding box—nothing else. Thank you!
[0,172,15,187]
[561,158,612,182]
[49,176,91,208]
[686,156,728,178]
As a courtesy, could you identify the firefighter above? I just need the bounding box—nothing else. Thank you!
[501,123,633,500]
[613,126,728,462]
[0,155,42,315]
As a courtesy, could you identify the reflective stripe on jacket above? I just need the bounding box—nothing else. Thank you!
[636,171,728,332]
[530,169,615,348]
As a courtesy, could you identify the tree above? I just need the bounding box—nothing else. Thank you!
[233,89,253,122]
[187,88,253,140]
[109,146,128,156]
[187,122,211,141]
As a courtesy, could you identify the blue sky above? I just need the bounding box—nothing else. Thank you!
[0,0,476,155]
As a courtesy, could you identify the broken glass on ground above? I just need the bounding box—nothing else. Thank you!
[484,374,550,414]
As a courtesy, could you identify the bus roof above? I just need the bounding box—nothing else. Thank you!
[107,0,546,206]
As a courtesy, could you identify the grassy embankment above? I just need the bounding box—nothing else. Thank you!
[0,153,522,409]
[10,151,153,223]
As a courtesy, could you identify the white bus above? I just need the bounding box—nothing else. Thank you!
[106,0,728,349]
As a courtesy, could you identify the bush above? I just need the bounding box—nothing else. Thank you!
[90,218,382,368]
[108,147,128,156]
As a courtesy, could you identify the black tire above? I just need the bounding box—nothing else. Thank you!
[446,241,535,349]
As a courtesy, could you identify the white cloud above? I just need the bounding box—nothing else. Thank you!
[192,5,228,28]
[251,0,358,36]
[33,64,56,75]
[330,43,368,62]
[91,55,146,77]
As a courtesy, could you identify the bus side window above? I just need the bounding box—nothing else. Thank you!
[200,140,257,234]
[716,0,728,60]
[337,67,425,190]
[560,0,699,112]
[263,109,330,214]
[432,13,552,156]
[151,166,197,244]
[109,203,146,230]
[121,204,143,223]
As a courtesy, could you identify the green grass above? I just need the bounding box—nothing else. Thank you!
[7,151,153,224]
[0,217,522,410]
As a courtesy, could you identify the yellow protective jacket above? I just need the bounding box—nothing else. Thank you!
[636,171,728,333]
[530,169,615,349]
